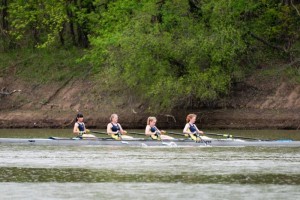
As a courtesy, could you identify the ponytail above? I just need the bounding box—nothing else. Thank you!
[186,114,196,123]
[147,116,157,125]
[75,113,84,123]
[110,114,118,122]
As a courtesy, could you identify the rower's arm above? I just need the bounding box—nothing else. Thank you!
[183,124,191,135]
[73,123,80,135]
[83,123,87,133]
[118,123,127,134]
[106,123,115,135]
[195,125,204,135]
[155,126,162,134]
[145,125,155,136]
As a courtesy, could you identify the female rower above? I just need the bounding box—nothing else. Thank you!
[73,113,95,138]
[145,116,173,140]
[107,114,128,140]
[183,114,204,141]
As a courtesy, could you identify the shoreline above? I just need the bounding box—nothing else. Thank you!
[1,74,300,130]
[0,108,299,130]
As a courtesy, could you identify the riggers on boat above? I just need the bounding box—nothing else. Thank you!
[0,137,299,147]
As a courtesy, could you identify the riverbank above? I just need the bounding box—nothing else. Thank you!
[1,53,300,129]
[0,108,299,129]
[0,78,299,129]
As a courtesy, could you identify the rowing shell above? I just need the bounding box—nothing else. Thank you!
[0,137,299,147]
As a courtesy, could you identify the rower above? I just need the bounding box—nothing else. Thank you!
[145,117,174,140]
[73,113,95,138]
[107,114,129,140]
[183,114,204,142]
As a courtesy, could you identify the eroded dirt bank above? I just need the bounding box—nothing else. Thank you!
[0,72,300,129]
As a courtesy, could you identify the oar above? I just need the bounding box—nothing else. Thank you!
[90,130,108,135]
[91,130,123,140]
[206,132,273,141]
[70,130,101,139]
[204,132,233,138]
[127,132,146,136]
[91,130,139,140]
[167,132,188,137]
[168,131,266,141]
[203,132,263,140]
[167,132,204,143]
[129,132,175,140]
[128,132,161,140]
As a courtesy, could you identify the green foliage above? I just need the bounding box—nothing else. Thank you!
[1,0,300,111]
[284,64,300,84]
[87,0,247,110]
[85,0,300,111]
[8,0,67,48]
[0,48,89,83]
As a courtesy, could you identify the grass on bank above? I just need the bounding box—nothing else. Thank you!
[0,48,90,83]
[259,65,300,84]
[0,47,299,92]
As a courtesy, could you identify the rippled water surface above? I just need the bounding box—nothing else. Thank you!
[0,129,300,199]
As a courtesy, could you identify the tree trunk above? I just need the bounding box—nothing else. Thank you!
[59,24,65,46]
[282,0,290,5]
[1,0,9,50]
[1,0,8,31]
[32,22,40,47]
[77,26,89,48]
[75,0,89,48]
[67,0,77,46]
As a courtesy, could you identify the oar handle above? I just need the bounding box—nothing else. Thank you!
[128,132,146,136]
[205,132,268,141]
[166,132,190,137]
[204,132,233,138]
[90,131,107,135]
[92,130,124,140]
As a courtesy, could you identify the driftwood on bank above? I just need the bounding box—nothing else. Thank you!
[0,87,21,96]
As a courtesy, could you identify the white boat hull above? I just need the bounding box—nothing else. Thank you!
[0,138,299,147]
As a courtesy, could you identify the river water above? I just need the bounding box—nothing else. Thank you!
[0,129,300,199]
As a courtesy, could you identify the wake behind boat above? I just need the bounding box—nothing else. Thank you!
[0,137,299,147]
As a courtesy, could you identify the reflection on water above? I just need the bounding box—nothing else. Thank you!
[1,183,299,200]
[1,167,300,184]
[0,145,300,184]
